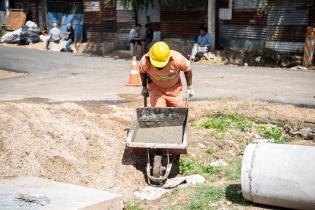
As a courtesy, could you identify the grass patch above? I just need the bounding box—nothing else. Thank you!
[206,147,217,155]
[225,184,251,206]
[184,186,225,210]
[224,158,242,181]
[198,113,252,132]
[125,202,143,210]
[179,155,222,176]
[256,124,292,144]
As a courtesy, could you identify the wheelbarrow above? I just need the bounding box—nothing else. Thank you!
[126,96,189,185]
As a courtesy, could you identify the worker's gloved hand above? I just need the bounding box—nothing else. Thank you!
[184,85,194,99]
[141,86,149,97]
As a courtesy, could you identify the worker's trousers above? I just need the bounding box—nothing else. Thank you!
[148,82,183,107]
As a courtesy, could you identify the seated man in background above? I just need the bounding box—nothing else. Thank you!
[46,23,61,50]
[190,25,211,62]
[65,23,74,52]
[129,23,144,57]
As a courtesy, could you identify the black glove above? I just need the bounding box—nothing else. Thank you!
[141,86,149,97]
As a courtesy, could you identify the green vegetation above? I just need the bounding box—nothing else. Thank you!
[224,159,242,181]
[206,147,217,155]
[179,155,222,176]
[256,124,292,144]
[184,186,225,210]
[125,202,143,210]
[198,113,252,132]
[225,184,250,206]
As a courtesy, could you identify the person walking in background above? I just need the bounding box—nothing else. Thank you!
[129,23,144,57]
[46,22,61,50]
[145,23,154,52]
[65,23,74,52]
[190,25,211,62]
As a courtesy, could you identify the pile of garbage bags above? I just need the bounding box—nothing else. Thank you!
[0,21,40,45]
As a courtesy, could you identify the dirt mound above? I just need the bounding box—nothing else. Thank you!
[0,102,145,199]
[190,100,315,128]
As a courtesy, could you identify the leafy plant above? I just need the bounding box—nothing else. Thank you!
[198,113,252,132]
[224,159,242,181]
[179,156,198,175]
[257,124,292,144]
[179,156,222,176]
[206,147,217,155]
[125,202,143,210]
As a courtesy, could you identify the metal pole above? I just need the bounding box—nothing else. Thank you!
[207,0,215,50]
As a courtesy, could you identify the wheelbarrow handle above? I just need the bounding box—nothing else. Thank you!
[184,99,189,108]
[144,95,148,107]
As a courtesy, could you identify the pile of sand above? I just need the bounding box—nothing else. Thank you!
[0,102,145,199]
[0,70,27,80]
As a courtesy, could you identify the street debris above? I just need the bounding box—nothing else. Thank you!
[16,193,50,206]
[0,28,21,43]
[19,21,40,45]
[297,128,315,140]
[185,174,206,185]
[134,186,168,201]
[290,65,309,70]
[210,159,227,167]
[197,48,303,68]
[135,174,206,200]
[162,177,186,189]
[1,21,40,45]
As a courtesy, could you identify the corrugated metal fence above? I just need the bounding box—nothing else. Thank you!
[218,0,313,52]
[265,0,309,52]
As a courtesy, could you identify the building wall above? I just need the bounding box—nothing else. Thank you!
[218,0,313,52]
[136,0,160,35]
[160,0,208,56]
[83,0,117,53]
[11,0,39,24]
[116,0,134,50]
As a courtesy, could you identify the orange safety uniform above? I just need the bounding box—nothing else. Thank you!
[140,50,192,107]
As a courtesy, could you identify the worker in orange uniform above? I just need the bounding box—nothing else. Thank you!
[139,41,194,107]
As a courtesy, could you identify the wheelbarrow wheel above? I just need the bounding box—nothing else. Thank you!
[152,155,162,177]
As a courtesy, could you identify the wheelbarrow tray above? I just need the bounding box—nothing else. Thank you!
[127,107,188,154]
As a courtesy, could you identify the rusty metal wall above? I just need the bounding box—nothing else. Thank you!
[218,0,313,52]
[160,0,207,39]
[83,0,117,43]
[266,0,310,52]
[218,6,268,49]
[116,9,134,48]
[12,0,39,24]
[160,11,207,39]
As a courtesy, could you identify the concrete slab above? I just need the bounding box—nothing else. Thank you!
[0,177,123,210]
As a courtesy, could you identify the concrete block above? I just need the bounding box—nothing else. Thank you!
[0,177,123,210]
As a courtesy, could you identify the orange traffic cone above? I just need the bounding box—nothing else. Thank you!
[127,56,141,86]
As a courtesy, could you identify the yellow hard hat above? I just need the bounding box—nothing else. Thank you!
[149,41,171,68]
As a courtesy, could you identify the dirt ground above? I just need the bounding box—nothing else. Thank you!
[0,69,27,80]
[0,95,315,209]
[0,42,46,51]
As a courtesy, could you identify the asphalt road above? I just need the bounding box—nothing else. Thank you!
[0,46,315,107]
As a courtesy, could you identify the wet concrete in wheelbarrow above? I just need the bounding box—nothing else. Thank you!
[132,126,184,144]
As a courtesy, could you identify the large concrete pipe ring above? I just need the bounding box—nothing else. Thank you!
[241,143,315,210]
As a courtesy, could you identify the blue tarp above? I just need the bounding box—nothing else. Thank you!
[47,12,83,41]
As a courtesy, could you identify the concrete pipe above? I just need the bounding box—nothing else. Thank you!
[241,143,315,210]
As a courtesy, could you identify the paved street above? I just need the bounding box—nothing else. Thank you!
[0,46,314,106]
